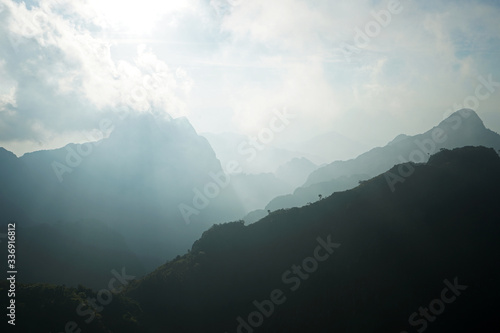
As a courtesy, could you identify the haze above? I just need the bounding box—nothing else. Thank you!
[1,0,500,167]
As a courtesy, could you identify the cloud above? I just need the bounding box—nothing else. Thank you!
[1,0,499,156]
[0,0,193,151]
[200,0,500,142]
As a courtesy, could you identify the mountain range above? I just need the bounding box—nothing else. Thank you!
[244,109,500,223]
[1,108,499,288]
[1,114,249,287]
[4,145,500,332]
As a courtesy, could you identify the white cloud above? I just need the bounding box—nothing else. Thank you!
[1,0,500,156]
[0,59,17,114]
[0,0,193,150]
[208,0,500,145]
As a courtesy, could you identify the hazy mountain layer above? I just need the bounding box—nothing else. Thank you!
[0,115,247,278]
[243,109,500,222]
[305,109,500,186]
[8,146,500,332]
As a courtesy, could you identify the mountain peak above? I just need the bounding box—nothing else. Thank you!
[0,147,17,159]
[439,108,486,130]
[107,112,198,146]
[388,134,410,146]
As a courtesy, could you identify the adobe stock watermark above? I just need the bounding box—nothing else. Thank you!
[179,107,297,224]
[340,0,403,63]
[226,234,341,333]
[400,277,467,333]
[384,74,500,192]
[51,267,135,333]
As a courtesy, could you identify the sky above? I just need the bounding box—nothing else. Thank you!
[0,0,500,157]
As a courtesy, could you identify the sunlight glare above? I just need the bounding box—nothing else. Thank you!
[87,0,190,35]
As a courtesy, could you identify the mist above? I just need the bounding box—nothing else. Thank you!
[1,0,500,332]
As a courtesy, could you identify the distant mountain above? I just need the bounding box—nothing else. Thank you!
[228,173,294,213]
[305,109,500,186]
[201,134,320,211]
[202,131,368,174]
[274,157,318,189]
[202,132,321,174]
[244,109,500,223]
[15,115,244,226]
[241,157,319,224]
[0,148,38,225]
[0,114,247,280]
[279,130,370,165]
